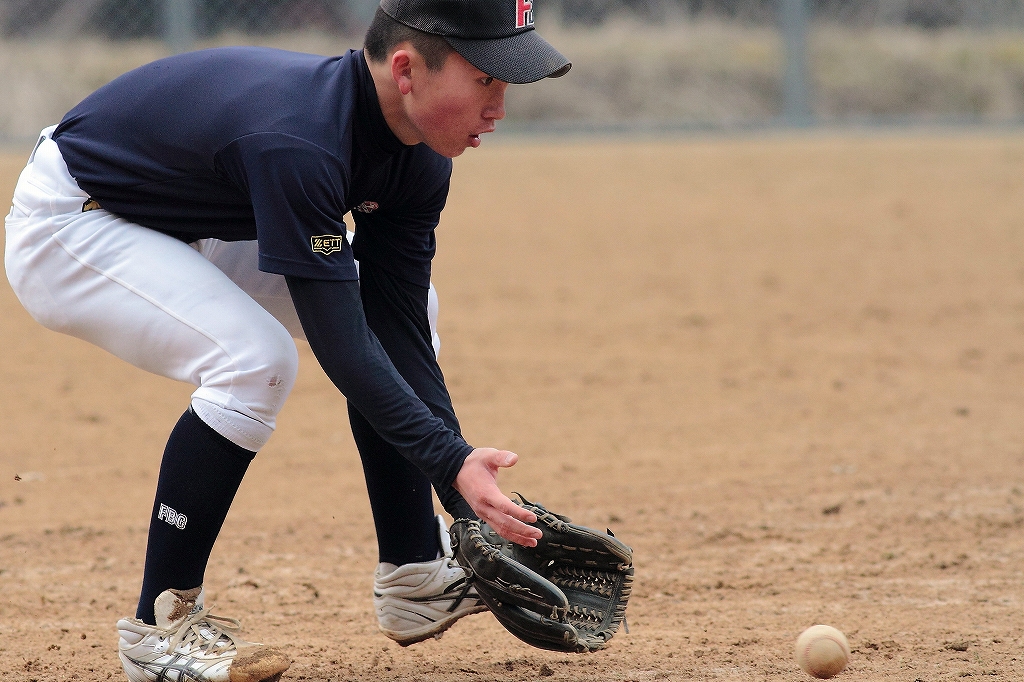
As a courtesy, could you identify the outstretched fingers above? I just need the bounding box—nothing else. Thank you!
[454,448,542,547]
[479,494,541,547]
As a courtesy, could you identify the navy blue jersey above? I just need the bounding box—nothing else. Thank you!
[53,47,451,287]
[51,47,476,504]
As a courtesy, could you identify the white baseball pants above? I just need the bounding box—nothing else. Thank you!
[5,127,440,452]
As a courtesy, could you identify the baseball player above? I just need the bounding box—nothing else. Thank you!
[3,0,570,679]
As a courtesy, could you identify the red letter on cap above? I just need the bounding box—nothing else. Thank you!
[516,0,534,28]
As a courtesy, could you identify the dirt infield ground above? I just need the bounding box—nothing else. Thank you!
[3,132,1024,681]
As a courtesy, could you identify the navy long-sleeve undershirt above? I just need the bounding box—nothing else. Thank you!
[285,275,474,508]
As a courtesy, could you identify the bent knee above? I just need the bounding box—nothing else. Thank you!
[252,327,300,393]
[235,326,299,415]
[193,325,300,452]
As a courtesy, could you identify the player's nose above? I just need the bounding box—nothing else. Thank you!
[486,82,508,121]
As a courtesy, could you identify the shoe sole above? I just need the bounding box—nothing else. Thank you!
[380,604,489,646]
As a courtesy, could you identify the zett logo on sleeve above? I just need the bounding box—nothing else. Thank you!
[311,235,346,255]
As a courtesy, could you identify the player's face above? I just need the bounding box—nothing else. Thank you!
[408,52,508,158]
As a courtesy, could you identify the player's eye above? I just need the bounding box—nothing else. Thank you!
[480,76,494,86]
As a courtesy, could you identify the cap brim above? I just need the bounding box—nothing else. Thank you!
[445,30,571,85]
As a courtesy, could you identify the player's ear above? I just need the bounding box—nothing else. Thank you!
[391,49,414,95]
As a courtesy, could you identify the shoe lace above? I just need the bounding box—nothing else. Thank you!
[166,606,243,656]
[441,558,478,611]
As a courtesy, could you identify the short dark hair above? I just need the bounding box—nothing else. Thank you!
[364,8,454,71]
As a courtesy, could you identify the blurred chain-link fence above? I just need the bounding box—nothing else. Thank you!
[5,0,1024,38]
[1,0,376,42]
[1,0,1024,142]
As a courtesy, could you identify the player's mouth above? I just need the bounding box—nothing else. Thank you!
[469,127,496,148]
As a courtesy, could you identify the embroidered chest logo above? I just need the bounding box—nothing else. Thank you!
[516,0,534,28]
[311,235,346,255]
[353,201,379,214]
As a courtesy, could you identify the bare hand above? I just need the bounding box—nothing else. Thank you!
[453,448,542,547]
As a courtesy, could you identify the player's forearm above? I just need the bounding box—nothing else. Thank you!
[348,262,476,518]
[285,275,472,492]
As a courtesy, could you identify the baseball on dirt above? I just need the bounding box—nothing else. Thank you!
[794,625,850,679]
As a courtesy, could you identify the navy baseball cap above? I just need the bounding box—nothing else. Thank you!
[378,0,571,84]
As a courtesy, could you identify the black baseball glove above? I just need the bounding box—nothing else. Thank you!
[449,495,633,653]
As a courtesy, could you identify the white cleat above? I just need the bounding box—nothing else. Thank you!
[373,516,487,646]
[117,587,290,682]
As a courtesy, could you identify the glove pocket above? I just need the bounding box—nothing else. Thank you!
[517,499,634,570]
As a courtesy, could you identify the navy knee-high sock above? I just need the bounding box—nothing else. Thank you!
[135,408,254,625]
[348,403,440,565]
